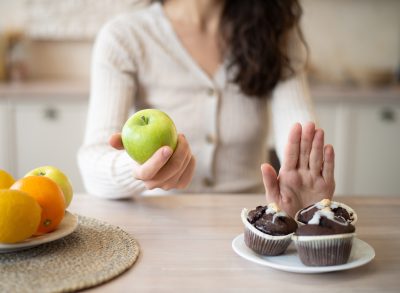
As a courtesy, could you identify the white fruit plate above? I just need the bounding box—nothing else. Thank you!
[232,233,375,273]
[0,211,78,253]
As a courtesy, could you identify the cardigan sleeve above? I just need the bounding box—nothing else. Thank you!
[270,28,316,162]
[77,19,146,199]
[270,72,316,162]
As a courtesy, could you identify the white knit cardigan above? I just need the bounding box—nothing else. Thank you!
[77,2,315,198]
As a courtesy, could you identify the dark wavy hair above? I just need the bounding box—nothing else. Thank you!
[154,0,307,98]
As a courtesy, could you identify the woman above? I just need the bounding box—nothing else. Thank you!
[78,0,335,217]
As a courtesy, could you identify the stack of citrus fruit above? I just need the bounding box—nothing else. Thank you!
[0,166,73,244]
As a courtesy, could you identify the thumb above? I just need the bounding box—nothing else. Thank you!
[261,163,280,204]
[109,133,124,150]
[135,146,173,180]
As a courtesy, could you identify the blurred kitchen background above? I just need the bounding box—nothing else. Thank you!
[0,0,399,196]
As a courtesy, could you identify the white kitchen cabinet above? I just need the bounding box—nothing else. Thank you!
[346,104,400,195]
[14,101,87,193]
[314,89,400,196]
[0,81,88,193]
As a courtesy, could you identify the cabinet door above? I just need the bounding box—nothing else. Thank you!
[15,102,87,192]
[348,104,400,195]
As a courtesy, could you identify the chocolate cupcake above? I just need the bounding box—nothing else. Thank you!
[295,199,357,226]
[241,203,297,256]
[292,205,356,266]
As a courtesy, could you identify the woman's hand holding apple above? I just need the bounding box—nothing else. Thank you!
[110,133,196,190]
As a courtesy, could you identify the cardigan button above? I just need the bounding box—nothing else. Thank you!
[202,177,215,187]
[206,134,217,144]
[207,88,216,96]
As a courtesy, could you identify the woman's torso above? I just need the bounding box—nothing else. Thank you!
[114,3,270,193]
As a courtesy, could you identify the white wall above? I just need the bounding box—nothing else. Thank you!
[302,0,400,84]
[0,0,24,29]
[0,0,399,82]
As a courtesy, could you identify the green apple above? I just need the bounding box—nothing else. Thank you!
[122,109,178,164]
[25,166,73,208]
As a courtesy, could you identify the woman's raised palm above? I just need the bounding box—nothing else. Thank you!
[261,122,335,217]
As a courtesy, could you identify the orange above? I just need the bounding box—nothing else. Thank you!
[11,176,66,235]
[0,169,15,189]
[0,189,42,243]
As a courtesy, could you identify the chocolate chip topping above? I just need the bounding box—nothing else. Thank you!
[247,205,297,236]
[332,206,353,223]
[297,206,319,224]
[247,206,266,224]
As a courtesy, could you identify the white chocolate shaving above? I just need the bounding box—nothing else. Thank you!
[330,202,339,209]
[316,199,331,209]
[264,203,287,223]
[265,202,280,214]
[272,211,287,223]
[308,209,349,226]
[300,199,353,226]
[300,199,340,216]
[308,209,334,224]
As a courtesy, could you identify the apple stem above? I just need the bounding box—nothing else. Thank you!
[141,116,149,125]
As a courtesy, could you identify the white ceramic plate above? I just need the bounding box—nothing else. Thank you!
[232,234,375,273]
[0,211,78,253]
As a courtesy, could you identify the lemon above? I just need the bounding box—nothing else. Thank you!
[0,169,15,189]
[0,189,42,243]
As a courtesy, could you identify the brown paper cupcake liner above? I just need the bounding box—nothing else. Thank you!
[292,233,355,266]
[241,209,293,256]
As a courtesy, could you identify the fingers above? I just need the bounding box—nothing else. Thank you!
[176,156,196,189]
[136,134,195,190]
[151,134,191,182]
[298,122,315,169]
[135,146,173,181]
[281,122,329,176]
[309,129,324,176]
[322,144,335,186]
[156,155,195,190]
[282,123,302,171]
[109,133,124,150]
[147,144,191,190]
[261,163,280,204]
[166,151,192,186]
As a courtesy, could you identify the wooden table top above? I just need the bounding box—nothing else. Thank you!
[69,194,400,292]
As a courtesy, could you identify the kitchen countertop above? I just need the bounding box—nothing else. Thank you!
[0,80,399,103]
[66,193,400,292]
[310,83,400,103]
[0,80,89,98]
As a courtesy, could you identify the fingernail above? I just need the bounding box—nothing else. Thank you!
[163,147,172,158]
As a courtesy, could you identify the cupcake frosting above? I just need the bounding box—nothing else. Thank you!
[297,199,354,224]
[247,203,297,236]
[296,203,355,236]
[307,207,335,224]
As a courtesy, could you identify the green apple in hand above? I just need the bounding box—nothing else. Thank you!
[25,166,73,208]
[122,109,178,164]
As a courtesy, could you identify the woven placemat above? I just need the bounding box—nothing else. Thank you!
[0,215,140,293]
